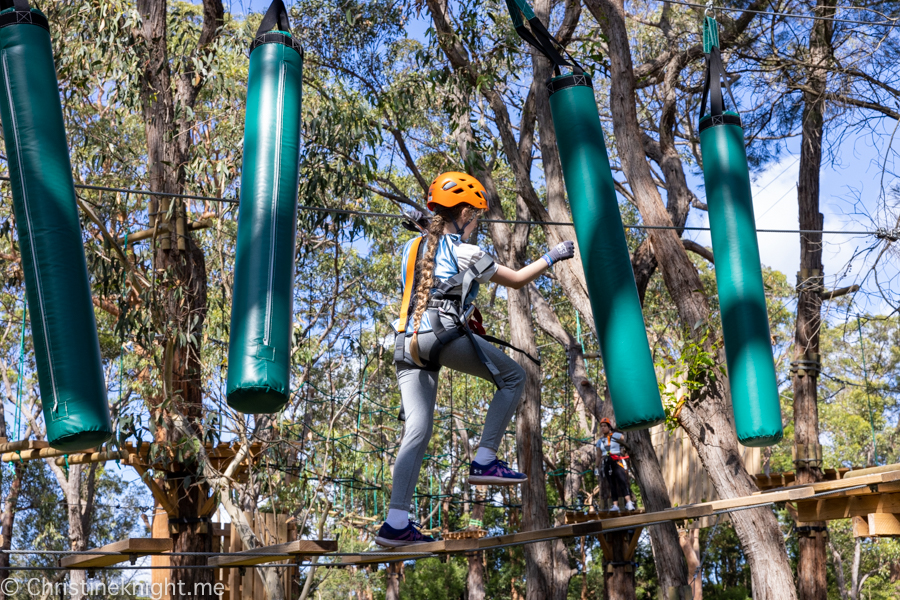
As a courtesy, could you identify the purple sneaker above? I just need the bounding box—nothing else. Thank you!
[375,521,436,548]
[468,458,528,486]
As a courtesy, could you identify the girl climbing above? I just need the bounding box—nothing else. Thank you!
[595,418,635,512]
[376,171,576,547]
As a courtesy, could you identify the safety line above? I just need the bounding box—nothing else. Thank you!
[0,176,883,235]
[662,0,900,27]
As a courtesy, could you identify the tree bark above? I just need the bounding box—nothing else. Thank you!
[133,2,223,597]
[585,0,798,597]
[0,461,23,600]
[679,528,702,599]
[385,562,400,600]
[603,531,636,600]
[794,1,836,598]
[466,488,486,600]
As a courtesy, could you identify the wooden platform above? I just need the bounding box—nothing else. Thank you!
[207,540,338,567]
[443,529,487,540]
[755,467,850,491]
[341,466,900,565]
[60,538,172,569]
[564,508,644,524]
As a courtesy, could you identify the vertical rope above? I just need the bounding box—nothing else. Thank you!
[856,316,879,465]
[13,303,27,444]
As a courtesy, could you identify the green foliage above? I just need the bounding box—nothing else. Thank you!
[396,557,467,600]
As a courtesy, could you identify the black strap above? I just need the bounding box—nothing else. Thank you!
[477,334,541,366]
[433,254,495,307]
[505,0,582,76]
[699,45,740,124]
[0,0,29,10]
[257,0,291,36]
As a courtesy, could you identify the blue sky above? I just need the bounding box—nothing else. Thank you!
[204,0,897,318]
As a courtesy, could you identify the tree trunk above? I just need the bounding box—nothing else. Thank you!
[794,1,836,598]
[466,488,486,600]
[585,0,798,597]
[627,429,688,597]
[0,461,23,600]
[679,528,702,599]
[385,563,400,600]
[133,2,223,597]
[603,531,636,600]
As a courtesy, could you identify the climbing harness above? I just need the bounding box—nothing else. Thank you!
[392,235,540,390]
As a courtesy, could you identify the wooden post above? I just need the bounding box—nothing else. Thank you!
[466,486,486,600]
[386,562,400,600]
[151,504,172,600]
[601,529,637,600]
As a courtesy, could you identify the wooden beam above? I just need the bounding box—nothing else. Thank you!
[624,527,644,561]
[711,486,815,511]
[0,446,96,463]
[819,284,859,300]
[53,450,130,467]
[130,462,178,518]
[855,513,900,538]
[843,464,900,479]
[0,440,47,453]
[798,493,900,522]
[207,540,338,567]
[60,538,172,569]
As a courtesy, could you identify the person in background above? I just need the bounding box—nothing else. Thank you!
[595,417,635,512]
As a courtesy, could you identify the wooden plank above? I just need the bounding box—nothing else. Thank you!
[1,445,88,463]
[843,464,900,479]
[599,504,714,530]
[0,440,47,453]
[208,540,337,567]
[53,450,128,467]
[866,513,900,536]
[852,516,868,537]
[809,469,900,492]
[151,507,171,600]
[710,486,815,512]
[797,493,900,522]
[624,527,644,561]
[60,538,172,569]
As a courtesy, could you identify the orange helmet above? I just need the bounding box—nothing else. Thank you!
[599,418,612,427]
[427,172,489,212]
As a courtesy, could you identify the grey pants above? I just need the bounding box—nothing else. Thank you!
[389,329,526,511]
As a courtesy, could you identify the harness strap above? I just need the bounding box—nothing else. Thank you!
[476,334,541,366]
[699,23,740,125]
[257,0,292,36]
[397,236,425,334]
[504,0,583,76]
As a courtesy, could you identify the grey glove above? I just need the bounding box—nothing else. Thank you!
[542,241,575,266]
[401,208,430,232]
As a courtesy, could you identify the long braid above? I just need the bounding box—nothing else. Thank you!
[410,213,445,333]
[409,204,477,333]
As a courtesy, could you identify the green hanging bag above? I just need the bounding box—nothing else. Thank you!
[227,0,303,414]
[698,19,782,446]
[506,0,664,430]
[0,0,111,450]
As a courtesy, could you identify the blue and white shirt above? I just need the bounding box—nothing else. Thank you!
[392,233,498,334]
[596,432,626,457]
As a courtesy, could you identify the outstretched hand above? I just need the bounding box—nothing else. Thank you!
[543,241,576,266]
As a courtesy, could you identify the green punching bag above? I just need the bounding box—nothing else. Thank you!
[0,0,111,450]
[227,0,302,414]
[506,0,664,430]
[698,20,782,446]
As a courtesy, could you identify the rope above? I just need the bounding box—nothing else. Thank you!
[662,0,900,27]
[0,175,883,236]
